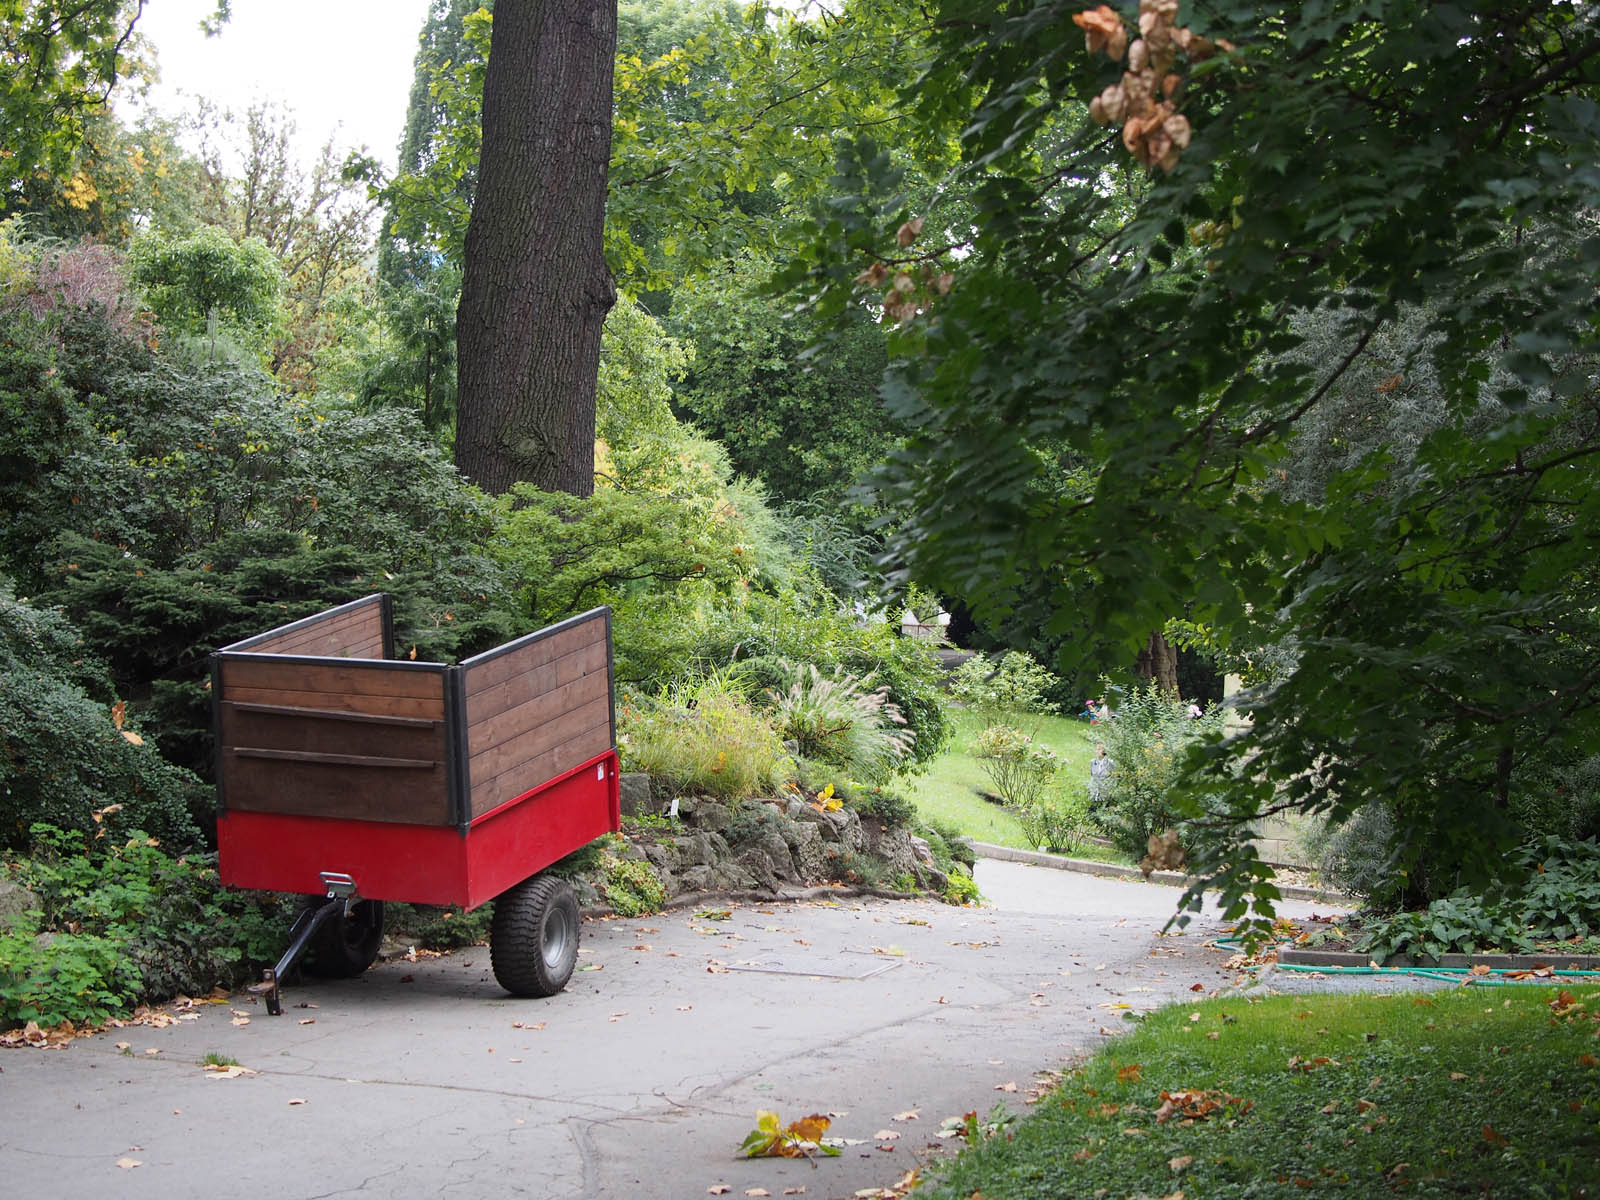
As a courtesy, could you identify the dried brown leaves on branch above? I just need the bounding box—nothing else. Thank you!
[1077,0,1233,172]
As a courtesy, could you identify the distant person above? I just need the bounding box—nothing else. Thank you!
[1088,743,1113,804]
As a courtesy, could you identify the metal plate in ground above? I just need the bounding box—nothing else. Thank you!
[723,955,903,980]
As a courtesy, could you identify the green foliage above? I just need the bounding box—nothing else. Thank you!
[618,674,793,801]
[127,225,284,341]
[949,651,1061,731]
[1357,837,1600,961]
[765,661,915,784]
[493,483,767,684]
[689,586,952,772]
[2,824,286,1026]
[0,581,205,850]
[1012,786,1095,857]
[942,870,981,906]
[669,253,896,509]
[840,783,916,830]
[786,0,1600,942]
[383,903,493,950]
[0,1,147,207]
[921,817,976,870]
[1093,685,1227,859]
[969,724,1060,817]
[0,919,135,1028]
[601,854,668,917]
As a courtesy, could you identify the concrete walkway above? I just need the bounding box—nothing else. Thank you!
[0,863,1334,1200]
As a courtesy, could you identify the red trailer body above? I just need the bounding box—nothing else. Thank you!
[211,595,620,911]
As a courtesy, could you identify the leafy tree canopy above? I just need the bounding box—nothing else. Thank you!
[0,0,148,210]
[783,0,1600,931]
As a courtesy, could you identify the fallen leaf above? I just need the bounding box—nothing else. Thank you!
[746,1190,771,1197]
[298,1019,315,1026]
[1169,1155,1194,1172]
[1483,1124,1509,1146]
[1470,964,1493,976]
[1117,1064,1143,1084]
[708,1188,731,1196]
[115,1157,142,1169]
[231,1017,250,1027]
[288,1098,307,1106]
[782,1189,806,1196]
[1449,1072,1469,1082]
[892,1109,920,1121]
[1320,1101,1339,1114]
[1357,1099,1376,1114]
[511,1021,546,1030]
[1578,1054,1599,1069]
[995,1081,1018,1092]
[873,1130,900,1141]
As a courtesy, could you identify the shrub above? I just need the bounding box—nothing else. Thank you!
[3,824,286,1026]
[970,724,1060,811]
[1093,683,1228,858]
[766,661,915,783]
[943,871,982,906]
[949,651,1061,730]
[618,674,793,801]
[0,581,206,850]
[686,586,952,772]
[601,854,668,917]
[1013,786,1096,856]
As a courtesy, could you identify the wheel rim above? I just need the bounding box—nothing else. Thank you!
[540,901,576,970]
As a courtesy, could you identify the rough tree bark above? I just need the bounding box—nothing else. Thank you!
[1135,630,1180,695]
[455,2,618,496]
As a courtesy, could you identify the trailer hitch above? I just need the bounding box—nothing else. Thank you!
[249,873,359,1016]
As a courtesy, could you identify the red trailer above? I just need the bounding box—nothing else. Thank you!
[210,595,620,1012]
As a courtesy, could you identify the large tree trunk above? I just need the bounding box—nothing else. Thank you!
[455,2,618,496]
[1135,630,1180,694]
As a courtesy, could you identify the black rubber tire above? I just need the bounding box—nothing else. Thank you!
[303,898,385,979]
[491,875,580,997]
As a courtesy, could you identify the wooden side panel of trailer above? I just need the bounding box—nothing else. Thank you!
[214,656,451,825]
[222,594,391,660]
[460,610,614,820]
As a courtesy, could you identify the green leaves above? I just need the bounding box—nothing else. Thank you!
[795,0,1600,926]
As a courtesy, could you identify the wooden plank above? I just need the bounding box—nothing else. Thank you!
[467,694,612,784]
[219,656,446,703]
[221,708,447,763]
[470,718,614,818]
[464,639,608,726]
[223,686,445,721]
[234,748,437,769]
[462,619,605,695]
[466,670,610,754]
[224,701,440,730]
[248,607,381,656]
[221,754,449,824]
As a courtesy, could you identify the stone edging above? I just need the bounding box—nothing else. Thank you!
[967,841,1348,905]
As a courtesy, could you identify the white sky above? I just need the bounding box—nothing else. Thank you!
[120,0,435,172]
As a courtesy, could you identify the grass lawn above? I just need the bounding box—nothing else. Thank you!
[917,984,1600,1198]
[906,709,1110,855]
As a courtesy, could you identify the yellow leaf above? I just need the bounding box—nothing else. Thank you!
[788,1114,831,1142]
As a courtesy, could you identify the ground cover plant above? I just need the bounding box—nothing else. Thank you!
[1296,838,1600,964]
[918,985,1600,1199]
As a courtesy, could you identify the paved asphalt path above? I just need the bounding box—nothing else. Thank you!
[0,861,1342,1200]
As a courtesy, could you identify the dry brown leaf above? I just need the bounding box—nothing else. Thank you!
[115,1157,142,1169]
